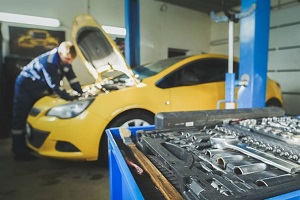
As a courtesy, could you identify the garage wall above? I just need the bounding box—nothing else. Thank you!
[139,0,210,63]
[210,1,300,115]
[0,0,87,40]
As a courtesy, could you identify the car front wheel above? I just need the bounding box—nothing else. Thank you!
[109,110,154,128]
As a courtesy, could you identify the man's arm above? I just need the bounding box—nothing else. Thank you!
[63,65,83,94]
[43,63,75,101]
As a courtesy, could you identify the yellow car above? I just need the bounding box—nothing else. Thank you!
[26,14,283,162]
[18,29,59,49]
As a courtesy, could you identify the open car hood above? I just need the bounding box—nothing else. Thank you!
[71,14,139,84]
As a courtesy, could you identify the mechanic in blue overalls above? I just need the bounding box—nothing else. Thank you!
[11,41,83,161]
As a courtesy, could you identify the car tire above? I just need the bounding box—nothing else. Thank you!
[109,111,154,128]
[98,110,154,165]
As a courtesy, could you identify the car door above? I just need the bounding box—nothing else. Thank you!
[157,58,238,111]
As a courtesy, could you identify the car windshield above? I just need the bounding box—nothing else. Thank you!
[132,56,189,80]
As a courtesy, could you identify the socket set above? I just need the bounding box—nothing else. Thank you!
[136,109,300,200]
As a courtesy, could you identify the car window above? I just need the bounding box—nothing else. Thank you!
[156,58,239,89]
[133,56,189,80]
[31,31,47,39]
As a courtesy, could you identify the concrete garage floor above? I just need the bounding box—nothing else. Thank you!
[0,137,109,200]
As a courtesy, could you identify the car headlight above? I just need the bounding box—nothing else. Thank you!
[46,99,94,119]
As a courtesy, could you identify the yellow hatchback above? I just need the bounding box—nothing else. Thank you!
[26,15,283,161]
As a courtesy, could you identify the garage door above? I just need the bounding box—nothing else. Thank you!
[268,3,300,115]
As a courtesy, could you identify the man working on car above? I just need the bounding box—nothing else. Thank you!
[11,41,83,161]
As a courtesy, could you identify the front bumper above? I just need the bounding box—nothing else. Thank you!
[26,111,107,161]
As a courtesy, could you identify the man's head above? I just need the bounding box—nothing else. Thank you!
[58,41,77,65]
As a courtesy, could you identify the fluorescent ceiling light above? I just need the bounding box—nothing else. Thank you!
[0,12,60,27]
[102,25,126,36]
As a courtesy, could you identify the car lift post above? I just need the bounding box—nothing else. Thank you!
[238,0,271,108]
[211,1,256,109]
[125,0,140,68]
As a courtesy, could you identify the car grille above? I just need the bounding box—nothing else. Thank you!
[29,107,41,116]
[27,127,50,148]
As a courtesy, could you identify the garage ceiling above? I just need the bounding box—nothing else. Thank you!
[154,0,241,14]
